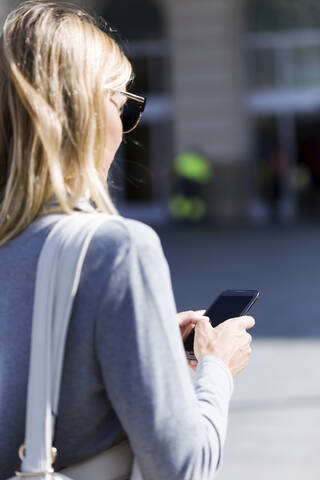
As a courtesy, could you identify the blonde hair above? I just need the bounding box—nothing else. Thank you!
[0,1,132,245]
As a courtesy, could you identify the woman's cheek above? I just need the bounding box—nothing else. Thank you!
[103,102,123,175]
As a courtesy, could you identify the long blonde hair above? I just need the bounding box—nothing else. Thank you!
[0,1,132,245]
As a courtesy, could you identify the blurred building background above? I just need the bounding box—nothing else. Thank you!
[2,0,320,225]
[108,0,320,225]
[1,1,320,479]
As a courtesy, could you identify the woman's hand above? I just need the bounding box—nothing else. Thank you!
[194,315,255,377]
[177,310,209,371]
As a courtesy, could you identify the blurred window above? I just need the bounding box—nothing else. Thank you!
[131,56,167,95]
[293,45,320,86]
[103,0,163,41]
[247,1,320,90]
[253,116,280,205]
[248,34,320,90]
[248,49,277,88]
[247,0,320,32]
[296,113,320,218]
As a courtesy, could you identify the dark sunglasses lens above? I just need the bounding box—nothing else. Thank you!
[121,99,141,133]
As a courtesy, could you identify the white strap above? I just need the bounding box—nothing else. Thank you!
[21,213,108,475]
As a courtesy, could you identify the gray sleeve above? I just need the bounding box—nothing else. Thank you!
[95,221,233,480]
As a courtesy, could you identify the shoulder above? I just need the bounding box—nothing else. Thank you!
[95,215,160,248]
[88,215,162,269]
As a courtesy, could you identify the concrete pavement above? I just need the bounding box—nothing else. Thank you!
[217,339,320,480]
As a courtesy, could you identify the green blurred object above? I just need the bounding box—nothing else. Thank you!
[169,195,207,220]
[174,151,213,183]
[170,150,212,221]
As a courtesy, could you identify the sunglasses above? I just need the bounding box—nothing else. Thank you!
[117,90,147,134]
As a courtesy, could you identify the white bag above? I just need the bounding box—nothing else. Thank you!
[9,213,143,480]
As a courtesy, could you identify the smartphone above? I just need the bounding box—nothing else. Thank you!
[184,289,259,360]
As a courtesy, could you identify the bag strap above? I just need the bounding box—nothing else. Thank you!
[19,213,109,477]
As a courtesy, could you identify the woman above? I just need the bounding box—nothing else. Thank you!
[0,2,254,479]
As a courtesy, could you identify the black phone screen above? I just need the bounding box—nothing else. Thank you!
[205,295,254,326]
[183,291,258,353]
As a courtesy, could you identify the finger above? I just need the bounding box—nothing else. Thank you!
[188,361,197,372]
[195,316,212,333]
[237,315,255,330]
[180,317,200,331]
[224,315,255,330]
[246,332,252,344]
[183,315,209,329]
[177,310,203,326]
[188,360,198,368]
[182,323,195,340]
[195,309,206,316]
